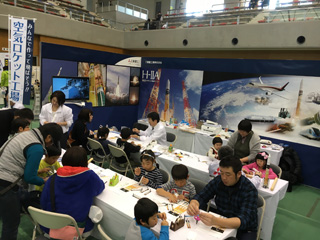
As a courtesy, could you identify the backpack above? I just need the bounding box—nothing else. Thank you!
[279,146,303,192]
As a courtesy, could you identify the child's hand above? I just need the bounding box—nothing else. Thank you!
[161,219,169,226]
[43,177,49,182]
[242,168,248,174]
[168,194,178,203]
[134,167,141,176]
[140,176,149,185]
[158,212,167,220]
[38,168,50,174]
[255,171,262,177]
[177,194,185,201]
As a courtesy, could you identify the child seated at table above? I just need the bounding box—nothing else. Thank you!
[242,151,277,179]
[36,145,62,192]
[156,164,196,203]
[97,126,114,155]
[134,150,162,189]
[116,127,141,164]
[207,136,223,160]
[21,146,62,210]
[125,198,169,240]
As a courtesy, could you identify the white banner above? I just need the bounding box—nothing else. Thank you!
[115,57,141,68]
[10,17,28,104]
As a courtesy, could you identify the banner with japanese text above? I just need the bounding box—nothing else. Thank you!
[10,17,34,105]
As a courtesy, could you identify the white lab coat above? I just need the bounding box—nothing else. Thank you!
[139,122,167,146]
[39,103,73,133]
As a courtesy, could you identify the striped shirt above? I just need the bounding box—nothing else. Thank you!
[159,180,196,200]
[134,167,162,189]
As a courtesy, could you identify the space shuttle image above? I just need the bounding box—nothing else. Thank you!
[115,76,120,97]
[164,79,170,122]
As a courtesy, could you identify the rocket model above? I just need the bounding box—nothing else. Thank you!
[115,76,120,97]
[164,79,170,122]
[263,155,271,188]
[295,80,303,118]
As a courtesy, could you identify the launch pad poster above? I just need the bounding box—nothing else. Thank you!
[199,71,320,147]
[138,68,203,125]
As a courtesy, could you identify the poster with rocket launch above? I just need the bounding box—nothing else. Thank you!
[200,71,320,147]
[138,68,203,126]
[78,62,107,107]
[105,65,130,106]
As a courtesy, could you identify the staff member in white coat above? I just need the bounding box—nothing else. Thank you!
[39,91,73,149]
[132,112,167,146]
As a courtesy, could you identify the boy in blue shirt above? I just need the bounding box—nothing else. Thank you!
[125,198,169,240]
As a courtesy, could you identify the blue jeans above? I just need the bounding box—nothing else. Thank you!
[0,186,20,240]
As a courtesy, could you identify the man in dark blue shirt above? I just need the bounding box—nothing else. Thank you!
[187,156,258,240]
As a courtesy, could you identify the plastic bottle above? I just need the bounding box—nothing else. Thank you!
[168,144,173,153]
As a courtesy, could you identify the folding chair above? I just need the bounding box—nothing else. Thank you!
[87,137,109,167]
[159,168,170,184]
[166,132,177,145]
[270,163,282,178]
[257,194,266,240]
[108,144,134,177]
[189,178,207,194]
[97,224,112,240]
[28,206,84,240]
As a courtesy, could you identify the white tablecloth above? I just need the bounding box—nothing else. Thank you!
[138,120,283,165]
[156,151,288,240]
[89,164,237,240]
[107,132,288,240]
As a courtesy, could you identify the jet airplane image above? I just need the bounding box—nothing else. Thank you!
[247,76,289,99]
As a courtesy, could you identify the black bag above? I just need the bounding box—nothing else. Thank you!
[279,146,303,192]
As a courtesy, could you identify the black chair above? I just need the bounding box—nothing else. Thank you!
[159,168,170,184]
[166,132,177,145]
[133,122,148,131]
[188,178,207,194]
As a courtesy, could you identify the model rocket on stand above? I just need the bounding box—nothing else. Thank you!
[263,155,271,188]
[163,79,170,122]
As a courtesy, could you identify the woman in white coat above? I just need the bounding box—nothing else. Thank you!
[39,91,73,149]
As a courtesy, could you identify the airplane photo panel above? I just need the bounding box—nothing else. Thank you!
[199,72,320,147]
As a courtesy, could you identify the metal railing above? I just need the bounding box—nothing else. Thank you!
[96,0,148,20]
[2,0,110,28]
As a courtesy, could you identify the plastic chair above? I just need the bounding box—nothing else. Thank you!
[188,178,207,194]
[97,224,112,240]
[108,144,134,177]
[270,163,282,178]
[257,194,266,240]
[166,132,177,145]
[159,168,170,184]
[87,137,108,167]
[28,206,84,240]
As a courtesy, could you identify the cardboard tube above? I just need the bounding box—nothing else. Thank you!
[270,177,278,191]
[87,158,94,164]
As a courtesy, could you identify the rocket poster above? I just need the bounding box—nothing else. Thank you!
[138,68,203,126]
[200,71,320,147]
